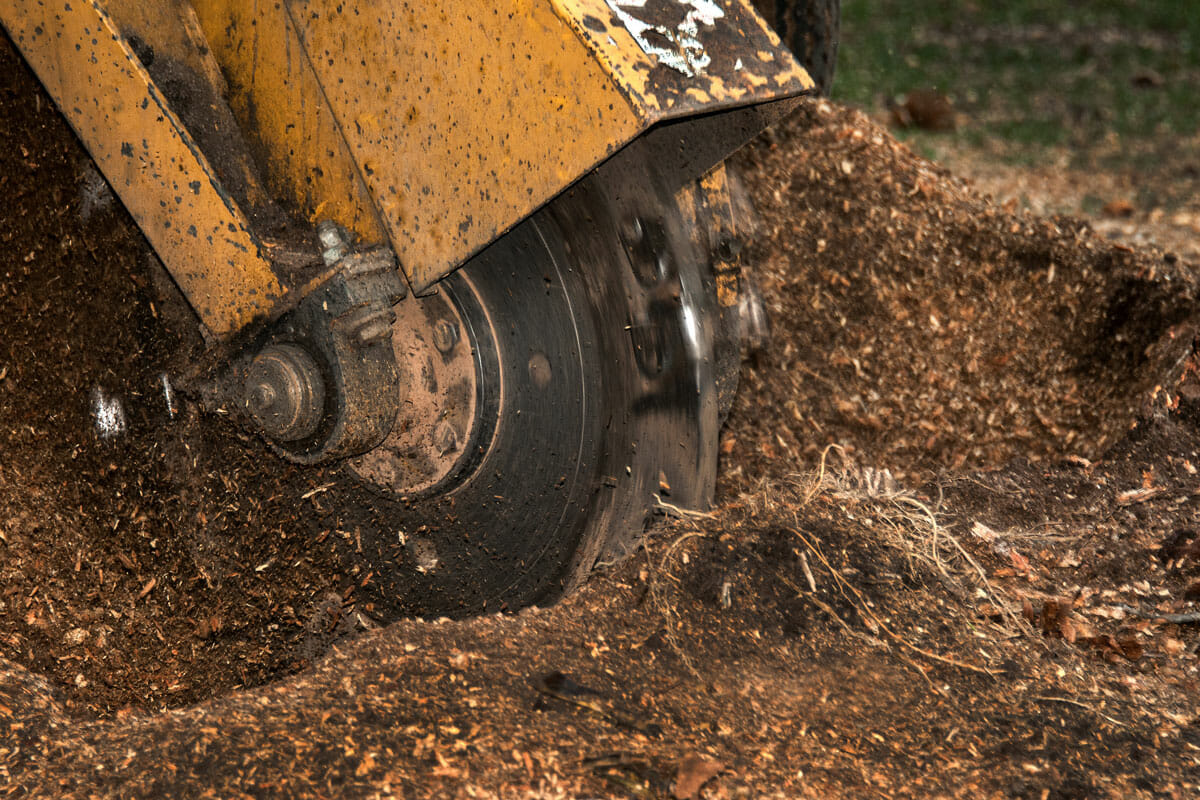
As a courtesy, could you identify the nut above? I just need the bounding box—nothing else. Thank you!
[316,220,348,266]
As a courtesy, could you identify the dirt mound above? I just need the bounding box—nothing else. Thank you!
[1,35,1199,799]
[724,100,1199,489]
[5,423,1199,797]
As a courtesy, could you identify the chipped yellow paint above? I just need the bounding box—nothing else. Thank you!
[4,0,810,328]
[699,165,735,233]
[553,0,813,119]
[697,164,740,308]
[714,269,739,307]
[103,0,272,214]
[0,0,283,338]
[194,0,810,293]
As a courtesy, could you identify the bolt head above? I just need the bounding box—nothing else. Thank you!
[434,423,458,455]
[620,216,644,246]
[316,220,346,250]
[717,234,742,262]
[432,319,459,353]
[317,221,349,266]
[249,383,278,413]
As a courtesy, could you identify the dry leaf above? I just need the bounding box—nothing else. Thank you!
[1088,605,1127,620]
[1071,620,1098,641]
[1102,199,1135,218]
[1021,596,1036,624]
[1009,549,1033,573]
[1163,637,1186,655]
[890,88,957,131]
[1115,630,1143,661]
[1058,551,1082,568]
[1040,597,1075,639]
[1131,68,1166,88]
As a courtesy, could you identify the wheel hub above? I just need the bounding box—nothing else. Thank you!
[244,343,326,442]
[223,154,731,614]
[348,272,500,497]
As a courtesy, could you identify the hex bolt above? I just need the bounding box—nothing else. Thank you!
[621,216,669,286]
[248,383,278,414]
[355,314,395,346]
[432,319,459,354]
[434,422,459,455]
[316,220,348,266]
[716,234,742,262]
[316,220,345,250]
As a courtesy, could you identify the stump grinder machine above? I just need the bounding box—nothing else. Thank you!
[0,1,835,613]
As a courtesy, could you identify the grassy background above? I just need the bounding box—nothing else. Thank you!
[833,0,1199,162]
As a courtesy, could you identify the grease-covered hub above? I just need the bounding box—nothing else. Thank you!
[243,343,326,442]
[349,272,500,496]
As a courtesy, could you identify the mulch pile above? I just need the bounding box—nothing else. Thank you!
[1,39,1198,799]
[724,100,1199,489]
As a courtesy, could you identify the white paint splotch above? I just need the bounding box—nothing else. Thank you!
[605,0,725,78]
[91,386,127,439]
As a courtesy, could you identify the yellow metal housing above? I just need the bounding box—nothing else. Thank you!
[188,0,812,291]
[1,0,811,332]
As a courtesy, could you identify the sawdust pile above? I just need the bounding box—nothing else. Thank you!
[1,41,1199,798]
[725,99,1198,488]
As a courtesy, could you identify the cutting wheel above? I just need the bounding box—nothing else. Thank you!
[341,167,723,615]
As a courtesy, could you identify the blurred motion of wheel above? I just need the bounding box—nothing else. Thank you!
[343,162,722,615]
[754,0,841,95]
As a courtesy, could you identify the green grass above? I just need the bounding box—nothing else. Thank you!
[833,0,1200,162]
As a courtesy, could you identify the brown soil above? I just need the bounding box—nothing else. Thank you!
[914,132,1200,265]
[1,36,1198,799]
